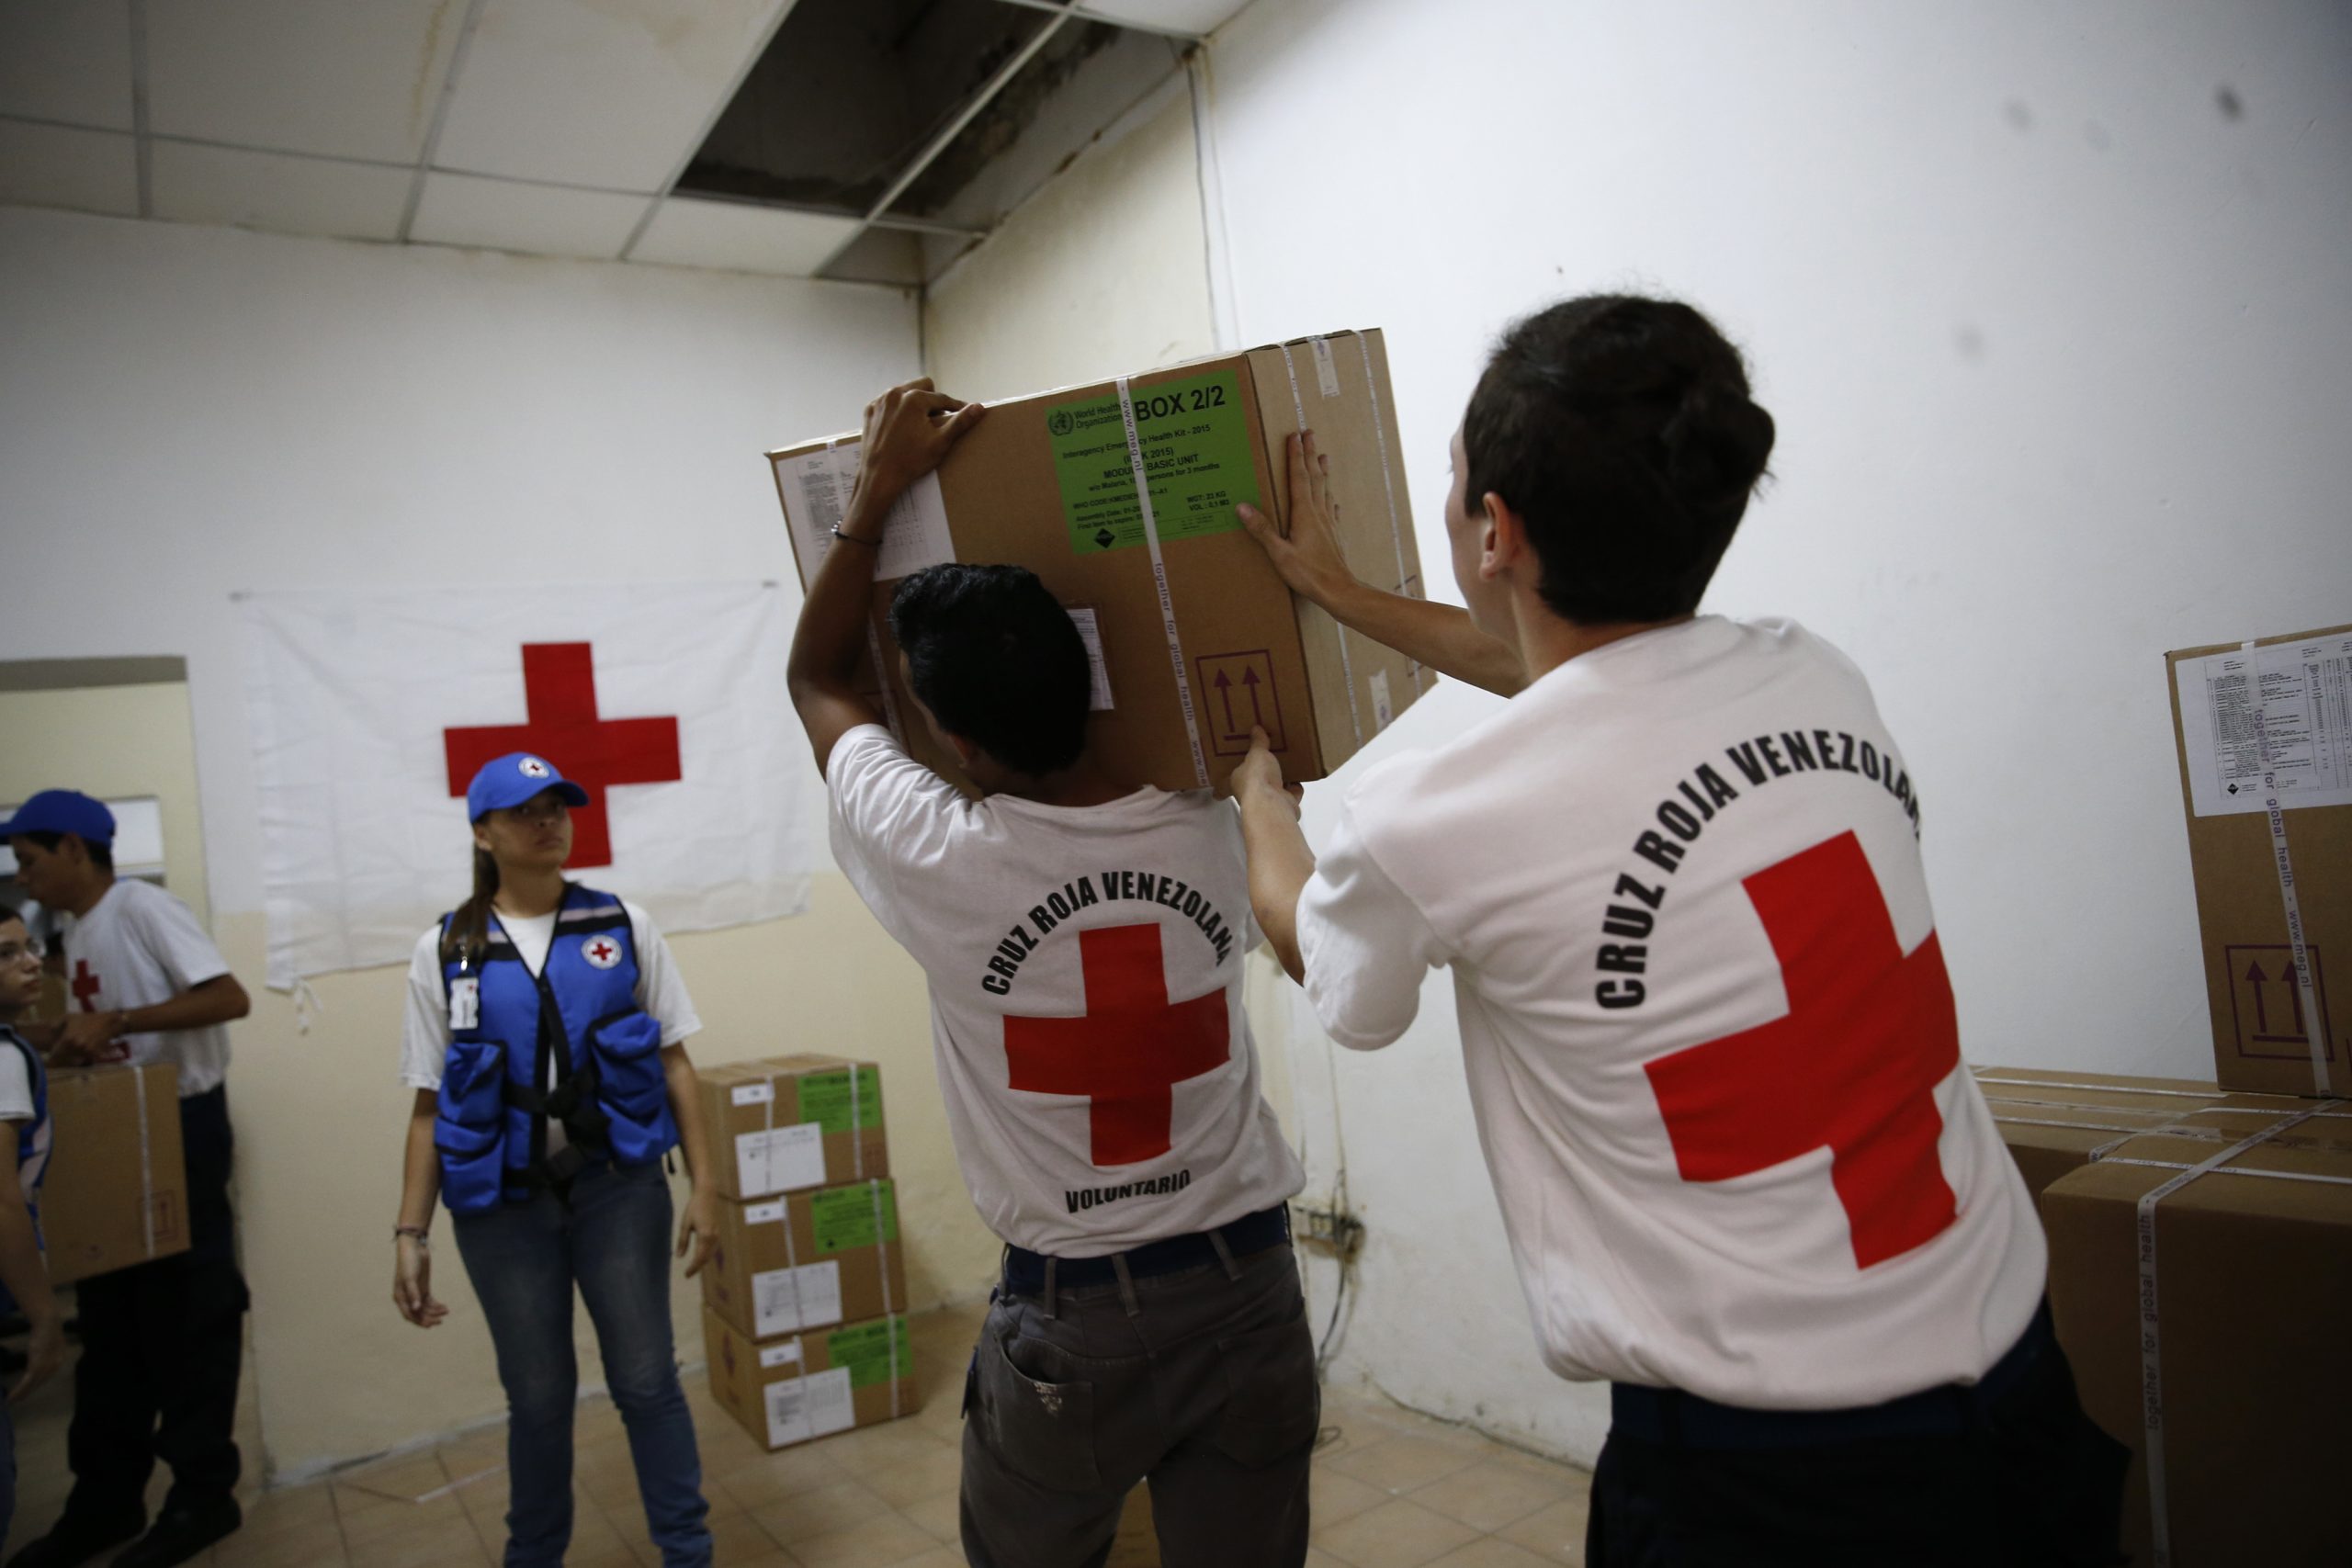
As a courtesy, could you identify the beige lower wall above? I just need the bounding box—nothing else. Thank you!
[223,873,1002,1481]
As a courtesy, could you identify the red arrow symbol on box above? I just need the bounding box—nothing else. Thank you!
[1241,666,1264,727]
[2245,959,2270,1033]
[1212,668,1235,732]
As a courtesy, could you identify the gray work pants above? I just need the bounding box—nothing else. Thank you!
[960,1238,1319,1568]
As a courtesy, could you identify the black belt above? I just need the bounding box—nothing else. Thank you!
[1610,1301,2056,1450]
[1002,1205,1292,1295]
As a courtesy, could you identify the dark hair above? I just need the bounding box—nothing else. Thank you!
[1463,295,1777,624]
[440,846,501,966]
[17,829,113,873]
[888,564,1091,777]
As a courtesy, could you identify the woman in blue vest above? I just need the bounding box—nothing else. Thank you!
[390,753,719,1568]
[0,902,63,1549]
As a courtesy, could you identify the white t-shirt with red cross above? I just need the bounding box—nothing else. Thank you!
[827,724,1304,1258]
[1296,615,2044,1411]
[60,878,234,1097]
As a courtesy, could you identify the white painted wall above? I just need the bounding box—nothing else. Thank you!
[1198,0,2352,1463]
[0,208,1016,1477]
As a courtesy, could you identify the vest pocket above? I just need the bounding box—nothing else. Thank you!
[434,1118,505,1213]
[587,1010,669,1124]
[438,1038,507,1127]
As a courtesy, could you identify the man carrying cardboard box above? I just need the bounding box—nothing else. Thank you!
[1232,296,2128,1567]
[3,793,250,1568]
[786,381,1314,1568]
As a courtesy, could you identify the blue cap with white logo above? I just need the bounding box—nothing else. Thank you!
[464,753,590,821]
[0,789,117,845]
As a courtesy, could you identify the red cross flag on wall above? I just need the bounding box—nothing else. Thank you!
[239,582,813,989]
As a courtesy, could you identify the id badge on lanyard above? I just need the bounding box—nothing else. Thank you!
[449,974,481,1032]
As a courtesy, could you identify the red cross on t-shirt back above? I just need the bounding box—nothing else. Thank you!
[444,642,682,868]
[1004,922,1231,1167]
[1644,829,1962,1269]
[71,960,102,1011]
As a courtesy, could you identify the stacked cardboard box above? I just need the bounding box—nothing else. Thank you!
[770,329,1432,795]
[1973,1066,2245,1210]
[2039,1097,2351,1568]
[2164,622,2351,1096]
[41,1062,188,1285]
[695,1055,919,1450]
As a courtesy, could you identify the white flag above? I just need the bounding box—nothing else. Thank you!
[238,581,813,988]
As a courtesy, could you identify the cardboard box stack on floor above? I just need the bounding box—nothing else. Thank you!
[41,1062,188,1285]
[695,1055,919,1450]
[2036,1096,2351,1568]
[2164,622,2351,1096]
[769,330,1431,795]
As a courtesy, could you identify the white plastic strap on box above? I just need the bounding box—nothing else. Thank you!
[1354,333,1423,694]
[870,1179,900,1419]
[848,1063,865,1180]
[2132,1100,2337,1566]
[132,1066,154,1259]
[780,1181,808,1333]
[2242,640,2331,1094]
[1973,1076,2226,1100]
[1279,344,1363,748]
[827,436,906,747]
[1115,376,1210,788]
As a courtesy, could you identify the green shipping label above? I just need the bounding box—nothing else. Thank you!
[797,1067,882,1134]
[827,1315,913,1390]
[1047,370,1261,554]
[809,1180,899,1254]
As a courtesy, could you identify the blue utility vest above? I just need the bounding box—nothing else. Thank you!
[435,885,678,1214]
[0,1025,50,1315]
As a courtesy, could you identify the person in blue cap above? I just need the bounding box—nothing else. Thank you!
[390,752,718,1568]
[3,791,252,1568]
[0,901,63,1554]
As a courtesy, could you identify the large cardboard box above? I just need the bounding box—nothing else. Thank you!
[1973,1066,2242,1207]
[702,1306,919,1452]
[770,329,1432,793]
[2041,1100,2352,1567]
[40,1062,188,1285]
[702,1178,908,1341]
[2165,624,2352,1096]
[696,1055,887,1202]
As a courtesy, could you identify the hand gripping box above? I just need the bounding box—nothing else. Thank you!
[40,1062,188,1284]
[695,1055,887,1202]
[703,1306,919,1452]
[770,329,1432,794]
[701,1178,908,1341]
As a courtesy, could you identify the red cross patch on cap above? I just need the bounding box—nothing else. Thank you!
[582,935,623,969]
[517,756,551,779]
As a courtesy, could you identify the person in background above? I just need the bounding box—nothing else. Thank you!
[391,752,718,1568]
[1231,296,2126,1566]
[3,792,250,1568]
[0,903,64,1550]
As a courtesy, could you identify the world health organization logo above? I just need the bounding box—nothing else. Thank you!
[1047,409,1076,437]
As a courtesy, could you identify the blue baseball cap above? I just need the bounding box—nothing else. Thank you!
[0,789,116,845]
[465,753,590,821]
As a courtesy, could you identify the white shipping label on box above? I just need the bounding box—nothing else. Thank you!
[1067,608,1114,710]
[764,1366,856,1448]
[731,1082,775,1107]
[759,1340,804,1369]
[1371,669,1394,731]
[1311,336,1342,398]
[735,1122,826,1197]
[752,1260,843,1336]
[775,446,953,582]
[2176,634,2352,816]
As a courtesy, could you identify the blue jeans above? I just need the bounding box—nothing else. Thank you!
[451,1160,711,1568]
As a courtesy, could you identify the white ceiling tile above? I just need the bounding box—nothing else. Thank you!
[151,141,413,243]
[145,1,463,164]
[434,0,791,191]
[0,1,134,130]
[410,172,648,261]
[1080,0,1254,34]
[0,120,139,217]
[628,197,858,277]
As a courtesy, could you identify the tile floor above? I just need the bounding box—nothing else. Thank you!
[3,1299,1591,1567]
